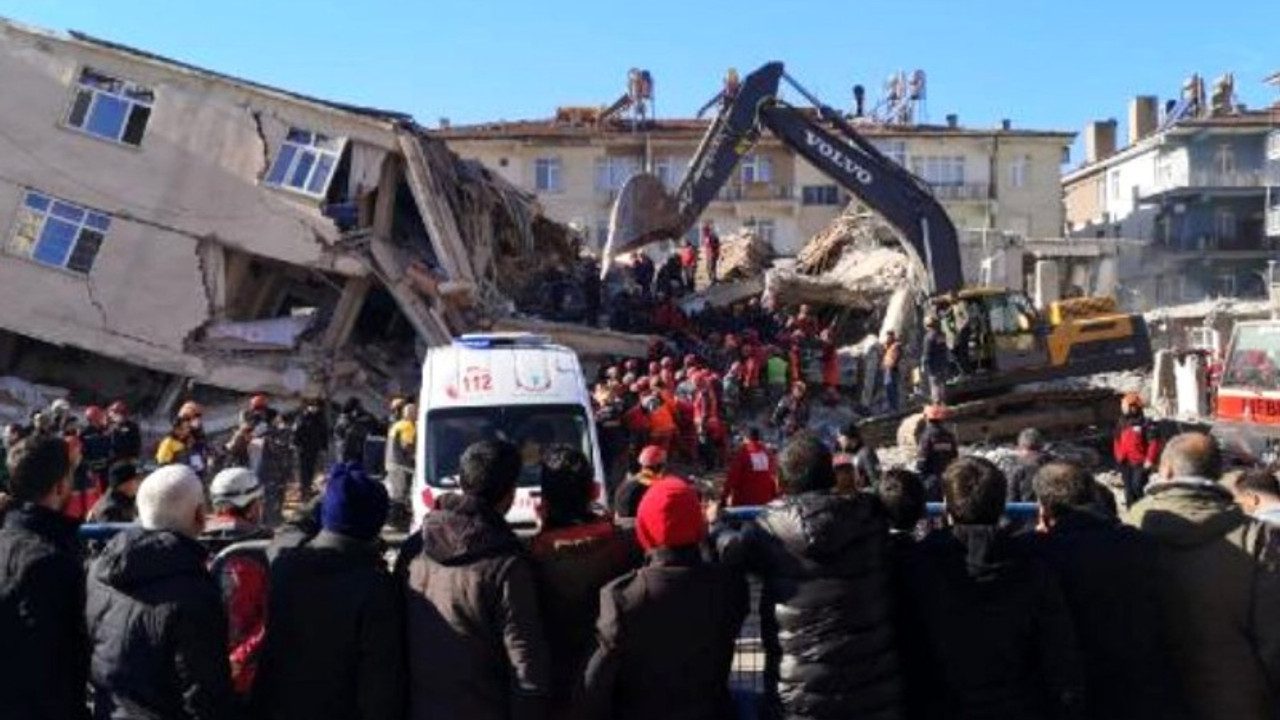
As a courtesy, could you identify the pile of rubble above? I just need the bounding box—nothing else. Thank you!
[704,228,774,285]
[795,209,904,275]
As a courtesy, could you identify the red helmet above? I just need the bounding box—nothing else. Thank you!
[250,394,269,411]
[638,445,667,468]
[84,406,105,427]
[107,400,128,416]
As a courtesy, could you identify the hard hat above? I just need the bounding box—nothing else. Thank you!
[1121,393,1143,411]
[249,394,270,411]
[178,401,203,419]
[107,400,128,416]
[84,406,105,426]
[924,404,949,421]
[50,398,71,414]
[209,467,264,508]
[638,445,667,468]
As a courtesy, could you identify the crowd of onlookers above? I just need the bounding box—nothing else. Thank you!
[3,414,1280,720]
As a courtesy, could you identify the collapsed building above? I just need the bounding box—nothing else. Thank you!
[0,19,623,415]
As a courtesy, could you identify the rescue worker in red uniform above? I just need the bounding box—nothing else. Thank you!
[1114,393,1161,508]
[721,428,778,507]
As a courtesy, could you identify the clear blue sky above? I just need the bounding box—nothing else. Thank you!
[5,0,1278,166]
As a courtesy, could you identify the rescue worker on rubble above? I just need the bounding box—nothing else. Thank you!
[915,404,958,500]
[882,330,903,413]
[106,400,142,465]
[771,381,811,441]
[701,221,721,285]
[1114,393,1161,508]
[614,445,676,520]
[921,315,951,403]
[384,401,417,531]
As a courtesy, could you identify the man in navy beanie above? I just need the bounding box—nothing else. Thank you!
[252,462,405,720]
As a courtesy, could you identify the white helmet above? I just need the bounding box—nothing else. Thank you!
[209,467,264,508]
[50,398,71,414]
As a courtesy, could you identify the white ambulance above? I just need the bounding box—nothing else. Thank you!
[412,333,606,530]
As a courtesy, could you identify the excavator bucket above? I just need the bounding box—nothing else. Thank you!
[600,172,683,279]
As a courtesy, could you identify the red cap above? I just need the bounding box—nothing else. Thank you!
[84,406,105,426]
[638,445,667,468]
[635,479,707,552]
[250,394,269,411]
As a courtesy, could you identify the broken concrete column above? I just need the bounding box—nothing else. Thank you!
[879,287,915,341]
[1095,256,1119,297]
[322,276,371,350]
[1034,260,1061,308]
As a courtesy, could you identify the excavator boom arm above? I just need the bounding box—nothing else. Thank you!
[642,61,964,295]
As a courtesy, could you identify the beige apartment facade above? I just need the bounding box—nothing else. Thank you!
[441,114,1073,256]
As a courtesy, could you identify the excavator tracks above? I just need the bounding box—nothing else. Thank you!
[858,387,1123,451]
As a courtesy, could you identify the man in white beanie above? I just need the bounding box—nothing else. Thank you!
[86,465,236,720]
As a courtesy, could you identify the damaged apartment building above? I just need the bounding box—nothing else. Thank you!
[0,19,583,411]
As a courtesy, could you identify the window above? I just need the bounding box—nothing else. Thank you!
[875,141,907,166]
[741,154,773,184]
[594,156,640,192]
[1216,208,1238,240]
[423,404,592,488]
[265,128,344,197]
[1216,274,1237,298]
[7,191,109,274]
[801,185,840,206]
[1009,156,1029,188]
[653,156,686,189]
[744,218,776,245]
[1215,144,1236,175]
[910,155,966,185]
[65,67,154,146]
[532,157,562,192]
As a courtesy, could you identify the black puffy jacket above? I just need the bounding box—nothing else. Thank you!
[899,525,1084,720]
[0,504,89,720]
[718,491,902,720]
[86,528,236,720]
[397,494,550,720]
[253,530,405,720]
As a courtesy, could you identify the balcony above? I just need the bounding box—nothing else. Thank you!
[930,183,992,201]
[1269,207,1280,238]
[716,183,796,202]
[1187,169,1270,188]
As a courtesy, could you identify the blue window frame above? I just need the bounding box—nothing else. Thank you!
[66,68,154,146]
[8,191,110,274]
[265,127,344,197]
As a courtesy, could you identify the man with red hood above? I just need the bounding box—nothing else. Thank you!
[582,479,746,720]
[722,428,778,508]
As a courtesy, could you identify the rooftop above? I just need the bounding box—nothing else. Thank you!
[2,17,415,126]
[436,113,1074,142]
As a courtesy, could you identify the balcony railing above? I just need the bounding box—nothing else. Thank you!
[716,183,795,202]
[1187,169,1269,188]
[930,182,992,201]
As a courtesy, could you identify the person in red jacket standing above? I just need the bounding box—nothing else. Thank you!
[1114,393,1161,508]
[721,428,778,507]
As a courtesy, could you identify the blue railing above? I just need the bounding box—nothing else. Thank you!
[722,501,1039,522]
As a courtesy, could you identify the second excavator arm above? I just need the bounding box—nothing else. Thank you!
[620,61,964,295]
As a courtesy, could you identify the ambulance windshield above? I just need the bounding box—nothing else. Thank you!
[424,404,593,488]
[1223,324,1280,390]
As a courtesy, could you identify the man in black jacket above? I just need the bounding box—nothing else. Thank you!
[86,465,236,720]
[900,456,1084,720]
[398,439,550,720]
[915,405,958,500]
[717,432,903,720]
[254,461,404,720]
[291,398,329,501]
[1029,461,1178,720]
[0,435,88,720]
[582,478,746,720]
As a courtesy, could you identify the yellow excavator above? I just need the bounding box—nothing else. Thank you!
[602,62,1153,445]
